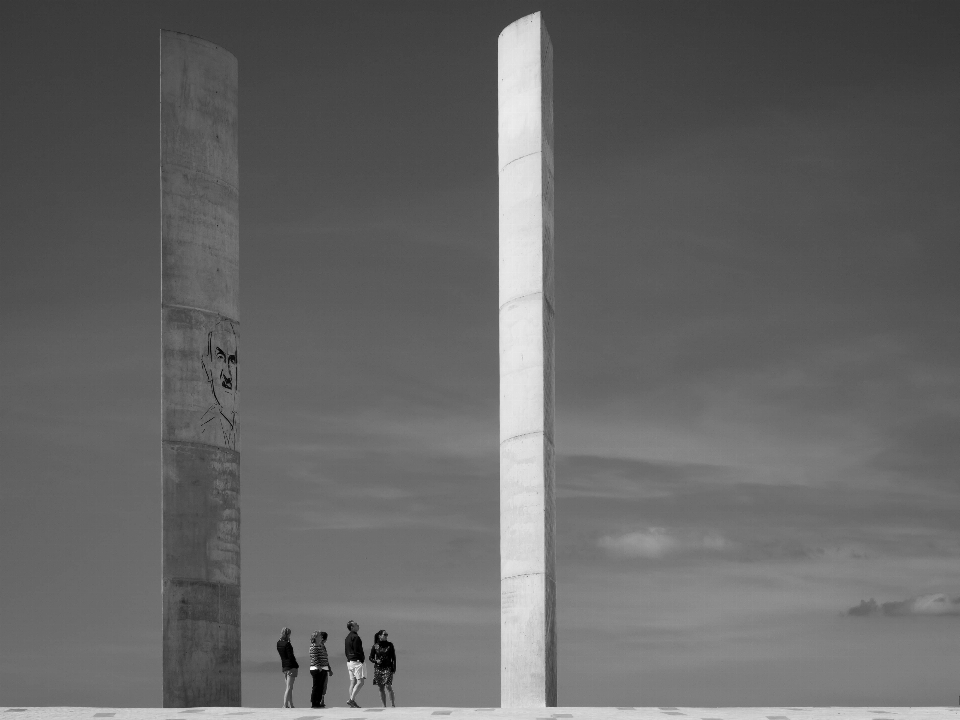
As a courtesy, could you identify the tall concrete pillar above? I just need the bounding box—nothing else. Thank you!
[161,30,240,708]
[498,12,556,708]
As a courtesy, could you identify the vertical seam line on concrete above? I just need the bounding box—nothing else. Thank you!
[499,290,543,312]
[161,302,239,322]
[499,150,541,174]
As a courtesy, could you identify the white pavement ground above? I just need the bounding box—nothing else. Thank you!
[2,707,957,720]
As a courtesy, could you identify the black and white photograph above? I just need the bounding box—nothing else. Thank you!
[1,1,958,717]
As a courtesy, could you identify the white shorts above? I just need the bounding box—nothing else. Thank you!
[346,660,365,680]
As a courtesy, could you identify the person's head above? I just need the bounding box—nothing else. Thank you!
[347,620,358,632]
[310,630,319,644]
[374,629,387,645]
[320,631,328,642]
[202,318,239,412]
[280,627,291,641]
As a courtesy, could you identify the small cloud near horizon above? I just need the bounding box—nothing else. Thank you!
[847,593,960,617]
[598,527,730,559]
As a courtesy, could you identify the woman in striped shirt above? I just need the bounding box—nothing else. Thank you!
[309,630,332,708]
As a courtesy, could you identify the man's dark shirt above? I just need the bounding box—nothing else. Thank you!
[344,630,365,662]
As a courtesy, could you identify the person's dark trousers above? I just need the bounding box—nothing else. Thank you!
[310,669,328,707]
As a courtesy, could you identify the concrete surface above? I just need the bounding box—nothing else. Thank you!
[2,707,956,720]
[498,12,557,708]
[161,30,241,707]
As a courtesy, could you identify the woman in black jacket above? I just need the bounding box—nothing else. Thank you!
[277,627,299,708]
[369,630,397,708]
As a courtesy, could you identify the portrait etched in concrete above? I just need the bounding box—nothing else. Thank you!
[160,29,241,708]
[200,318,239,450]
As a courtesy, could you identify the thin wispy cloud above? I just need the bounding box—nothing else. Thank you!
[847,593,960,617]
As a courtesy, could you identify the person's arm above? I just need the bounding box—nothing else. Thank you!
[389,644,396,673]
[358,638,365,663]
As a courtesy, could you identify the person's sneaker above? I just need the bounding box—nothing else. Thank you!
[346,700,358,708]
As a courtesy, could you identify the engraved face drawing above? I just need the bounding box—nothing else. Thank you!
[207,324,238,410]
[200,318,239,449]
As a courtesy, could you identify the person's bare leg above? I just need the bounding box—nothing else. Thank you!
[347,673,357,705]
[283,673,295,708]
[386,684,395,707]
[350,677,364,703]
[378,685,386,707]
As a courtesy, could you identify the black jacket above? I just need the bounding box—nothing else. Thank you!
[344,631,365,662]
[369,641,396,673]
[277,639,299,670]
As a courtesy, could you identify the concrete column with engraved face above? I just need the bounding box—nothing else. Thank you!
[161,30,240,708]
[498,12,557,708]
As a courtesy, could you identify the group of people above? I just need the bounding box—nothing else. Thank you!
[276,620,397,709]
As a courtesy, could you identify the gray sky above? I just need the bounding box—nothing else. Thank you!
[1,0,959,709]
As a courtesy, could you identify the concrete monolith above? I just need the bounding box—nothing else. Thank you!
[498,12,556,708]
[161,30,240,708]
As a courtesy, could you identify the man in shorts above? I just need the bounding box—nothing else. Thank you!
[344,620,365,708]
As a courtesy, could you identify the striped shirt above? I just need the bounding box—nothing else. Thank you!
[309,641,329,669]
